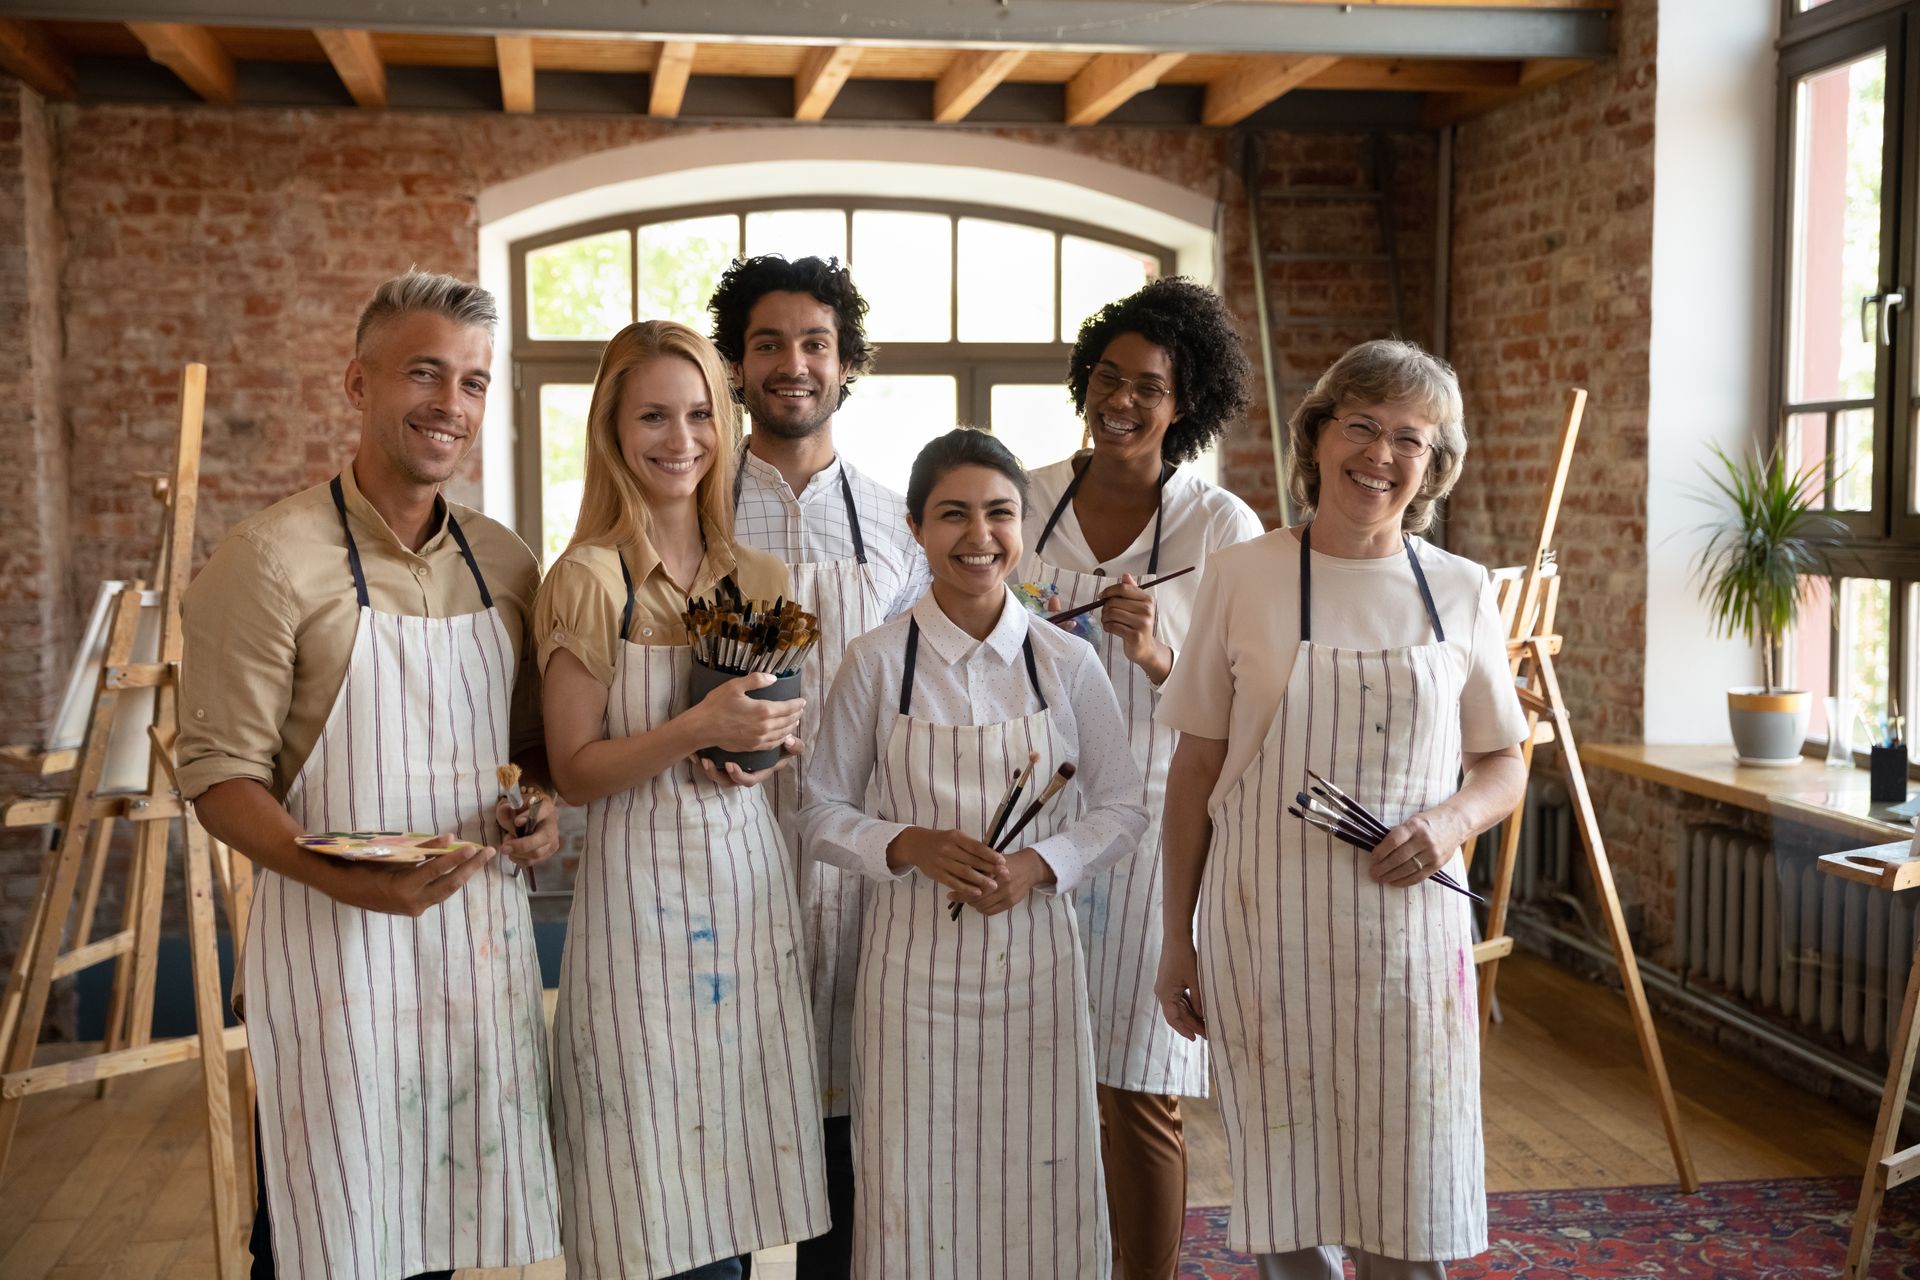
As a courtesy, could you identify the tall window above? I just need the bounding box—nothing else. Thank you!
[510,198,1170,566]
[1776,3,1920,757]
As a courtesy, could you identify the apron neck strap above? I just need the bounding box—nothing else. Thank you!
[1035,456,1170,574]
[328,474,494,610]
[329,475,371,609]
[734,439,867,566]
[618,552,636,646]
[1298,524,1445,645]
[898,614,1049,717]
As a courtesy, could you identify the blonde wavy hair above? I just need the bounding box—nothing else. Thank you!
[568,319,741,553]
[1284,339,1467,535]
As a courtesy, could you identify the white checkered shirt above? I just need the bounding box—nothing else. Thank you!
[733,444,931,621]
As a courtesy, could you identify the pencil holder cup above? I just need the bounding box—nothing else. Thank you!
[1869,743,1907,803]
[688,660,802,774]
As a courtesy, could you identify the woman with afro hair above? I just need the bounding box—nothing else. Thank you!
[1014,276,1265,1279]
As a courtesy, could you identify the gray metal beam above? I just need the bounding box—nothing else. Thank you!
[4,1,1615,61]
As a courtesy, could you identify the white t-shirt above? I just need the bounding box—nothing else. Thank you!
[1020,454,1266,660]
[1156,526,1529,808]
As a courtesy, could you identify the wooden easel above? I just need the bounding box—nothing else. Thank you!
[1816,846,1920,1278]
[1467,387,1700,1192]
[0,364,250,1278]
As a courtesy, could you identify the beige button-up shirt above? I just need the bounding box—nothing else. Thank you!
[177,466,543,802]
[533,522,790,687]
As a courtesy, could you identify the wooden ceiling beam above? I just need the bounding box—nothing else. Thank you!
[495,34,534,112]
[126,22,235,104]
[650,39,694,116]
[1202,54,1338,126]
[314,28,385,107]
[1421,56,1586,127]
[1304,57,1524,93]
[1065,51,1183,126]
[933,48,1025,122]
[0,19,75,100]
[794,44,860,120]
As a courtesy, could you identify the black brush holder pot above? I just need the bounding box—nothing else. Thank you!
[1870,743,1908,804]
[688,660,802,774]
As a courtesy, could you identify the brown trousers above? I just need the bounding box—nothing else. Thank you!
[1097,1084,1188,1280]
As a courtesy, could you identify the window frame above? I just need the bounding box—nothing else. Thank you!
[507,196,1172,556]
[1773,3,1920,760]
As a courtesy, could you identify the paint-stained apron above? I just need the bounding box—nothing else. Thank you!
[550,565,827,1278]
[244,476,560,1279]
[851,617,1109,1279]
[1198,527,1487,1260]
[741,460,885,1118]
[1019,461,1206,1096]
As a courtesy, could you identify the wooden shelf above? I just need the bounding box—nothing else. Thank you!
[1583,743,1913,846]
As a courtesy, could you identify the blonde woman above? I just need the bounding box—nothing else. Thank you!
[536,320,828,1279]
[1155,340,1527,1280]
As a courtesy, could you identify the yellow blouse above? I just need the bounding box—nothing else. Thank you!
[533,524,790,687]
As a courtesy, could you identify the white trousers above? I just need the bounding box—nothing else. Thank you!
[1256,1247,1447,1280]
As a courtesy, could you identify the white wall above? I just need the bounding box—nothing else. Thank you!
[475,128,1221,523]
[1643,0,1778,742]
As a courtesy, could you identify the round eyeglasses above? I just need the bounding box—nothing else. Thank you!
[1334,415,1434,459]
[1090,367,1170,409]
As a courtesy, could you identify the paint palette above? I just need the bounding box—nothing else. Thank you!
[296,832,480,863]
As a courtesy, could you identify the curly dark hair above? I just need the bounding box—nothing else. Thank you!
[707,254,876,408]
[1066,276,1253,464]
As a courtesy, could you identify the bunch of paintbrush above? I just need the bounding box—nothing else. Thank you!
[682,580,819,677]
[1287,766,1485,906]
[949,753,1077,920]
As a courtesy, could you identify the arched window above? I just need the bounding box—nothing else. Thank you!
[510,197,1171,564]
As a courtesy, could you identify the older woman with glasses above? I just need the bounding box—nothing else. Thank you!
[1153,339,1529,1280]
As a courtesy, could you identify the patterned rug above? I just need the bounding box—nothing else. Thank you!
[1179,1178,1920,1278]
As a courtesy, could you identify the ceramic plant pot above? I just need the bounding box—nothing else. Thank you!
[1726,688,1811,766]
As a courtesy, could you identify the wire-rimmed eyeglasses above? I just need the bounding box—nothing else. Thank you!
[1090,367,1171,409]
[1333,415,1434,458]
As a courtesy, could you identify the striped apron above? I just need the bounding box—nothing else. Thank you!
[1199,527,1487,1260]
[1020,462,1206,1097]
[550,564,828,1279]
[244,476,561,1279]
[851,617,1109,1279]
[741,461,884,1118]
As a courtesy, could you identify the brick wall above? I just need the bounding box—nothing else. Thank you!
[0,101,1435,1017]
[0,81,74,1031]
[1444,0,1677,936]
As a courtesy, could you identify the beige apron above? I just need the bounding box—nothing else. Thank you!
[1200,528,1487,1260]
[245,476,560,1279]
[550,558,828,1278]
[738,458,885,1118]
[1019,460,1207,1096]
[850,616,1109,1279]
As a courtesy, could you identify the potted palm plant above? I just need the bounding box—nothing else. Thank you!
[1692,443,1846,764]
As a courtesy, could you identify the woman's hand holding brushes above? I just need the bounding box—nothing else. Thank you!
[950,760,1076,920]
[1296,767,1485,905]
[1045,566,1194,625]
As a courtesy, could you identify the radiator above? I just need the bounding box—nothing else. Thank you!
[1674,825,1920,1058]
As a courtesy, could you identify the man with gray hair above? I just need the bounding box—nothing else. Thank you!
[180,269,563,1279]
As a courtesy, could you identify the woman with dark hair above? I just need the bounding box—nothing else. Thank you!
[1155,340,1528,1279]
[800,428,1148,1278]
[1017,276,1264,1279]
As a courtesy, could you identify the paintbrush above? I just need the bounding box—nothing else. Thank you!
[994,761,1076,853]
[1045,566,1196,625]
[952,751,1043,920]
[1288,802,1484,905]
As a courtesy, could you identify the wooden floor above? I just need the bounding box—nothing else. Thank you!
[0,954,1872,1279]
